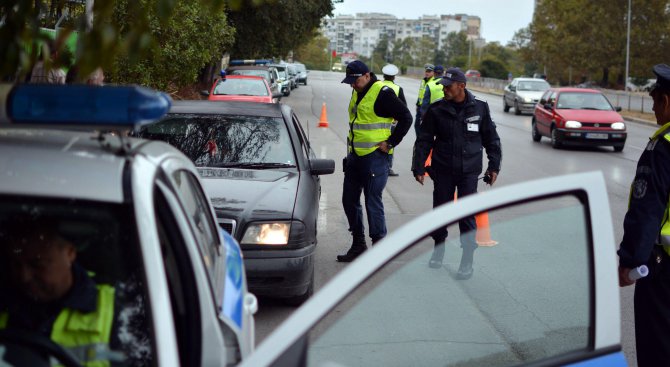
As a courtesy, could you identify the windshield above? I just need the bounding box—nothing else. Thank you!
[137,114,296,168]
[517,80,550,91]
[228,69,271,82]
[213,78,269,96]
[557,92,614,110]
[294,64,306,73]
[0,196,153,366]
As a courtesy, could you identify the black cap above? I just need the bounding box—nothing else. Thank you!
[440,67,467,86]
[652,64,670,92]
[341,60,370,84]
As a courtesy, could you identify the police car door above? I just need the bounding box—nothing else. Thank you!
[241,171,626,367]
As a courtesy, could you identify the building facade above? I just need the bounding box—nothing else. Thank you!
[322,13,483,58]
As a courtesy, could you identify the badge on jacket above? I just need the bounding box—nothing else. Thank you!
[467,123,479,132]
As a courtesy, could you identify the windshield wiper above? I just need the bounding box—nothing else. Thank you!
[209,162,295,169]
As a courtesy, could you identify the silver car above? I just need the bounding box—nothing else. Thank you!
[0,84,257,367]
[503,77,550,115]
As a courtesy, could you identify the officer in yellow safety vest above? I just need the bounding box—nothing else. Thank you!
[337,60,413,262]
[414,64,435,135]
[419,64,445,117]
[618,63,670,367]
[381,63,407,177]
[0,221,125,367]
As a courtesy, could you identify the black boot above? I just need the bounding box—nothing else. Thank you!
[429,242,445,268]
[456,246,476,280]
[337,235,367,262]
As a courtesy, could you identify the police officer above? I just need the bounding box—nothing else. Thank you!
[412,67,502,279]
[618,63,670,367]
[337,60,413,262]
[420,65,445,117]
[381,63,407,177]
[415,64,435,136]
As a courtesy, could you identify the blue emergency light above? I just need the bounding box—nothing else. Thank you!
[1,84,171,128]
[229,59,272,66]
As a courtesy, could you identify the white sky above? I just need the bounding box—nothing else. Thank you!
[332,0,536,45]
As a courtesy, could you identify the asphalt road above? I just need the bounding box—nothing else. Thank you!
[255,70,654,366]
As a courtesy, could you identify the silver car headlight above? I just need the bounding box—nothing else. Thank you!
[611,122,626,130]
[523,97,533,103]
[241,222,291,245]
[565,120,582,128]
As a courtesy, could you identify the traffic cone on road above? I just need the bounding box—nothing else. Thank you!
[475,212,498,247]
[318,102,329,128]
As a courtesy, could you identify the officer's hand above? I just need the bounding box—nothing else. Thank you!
[377,141,391,153]
[414,174,424,185]
[487,171,498,185]
[618,266,635,287]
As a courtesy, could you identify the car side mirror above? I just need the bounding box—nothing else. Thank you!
[200,90,210,97]
[509,85,516,91]
[310,158,335,175]
[272,91,283,100]
[544,103,553,110]
[615,106,622,112]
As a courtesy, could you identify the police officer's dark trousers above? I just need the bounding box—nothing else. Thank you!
[342,150,390,244]
[414,106,422,136]
[430,171,478,249]
[634,247,670,366]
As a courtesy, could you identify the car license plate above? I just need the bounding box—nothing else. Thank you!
[586,133,608,139]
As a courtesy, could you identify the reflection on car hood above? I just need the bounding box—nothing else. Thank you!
[198,168,297,221]
[515,90,545,100]
[557,109,624,123]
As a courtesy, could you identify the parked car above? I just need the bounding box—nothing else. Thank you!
[285,63,299,90]
[465,69,481,78]
[226,60,282,98]
[241,172,626,367]
[136,101,335,305]
[270,64,292,96]
[201,74,281,103]
[331,62,345,72]
[293,62,308,85]
[0,84,257,367]
[503,77,551,115]
[532,87,627,151]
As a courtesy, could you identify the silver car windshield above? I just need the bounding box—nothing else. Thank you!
[517,81,550,91]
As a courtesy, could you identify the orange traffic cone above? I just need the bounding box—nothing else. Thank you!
[424,150,432,177]
[318,102,329,128]
[475,211,498,247]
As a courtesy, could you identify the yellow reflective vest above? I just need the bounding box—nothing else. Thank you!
[417,78,429,106]
[0,284,116,367]
[428,77,444,103]
[348,81,394,156]
[381,80,400,96]
[651,122,670,256]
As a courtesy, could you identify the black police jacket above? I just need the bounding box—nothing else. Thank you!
[412,89,502,176]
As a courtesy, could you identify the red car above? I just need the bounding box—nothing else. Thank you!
[465,69,481,78]
[532,88,627,151]
[204,75,278,103]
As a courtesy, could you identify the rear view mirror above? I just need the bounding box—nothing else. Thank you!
[509,85,516,91]
[200,90,210,97]
[544,103,553,110]
[273,91,283,100]
[615,106,622,112]
[310,158,335,175]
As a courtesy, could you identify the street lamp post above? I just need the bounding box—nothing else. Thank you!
[625,0,631,91]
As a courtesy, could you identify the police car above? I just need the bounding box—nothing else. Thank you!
[0,84,256,367]
[241,172,627,367]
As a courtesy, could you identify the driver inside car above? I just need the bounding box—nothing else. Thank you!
[0,218,149,367]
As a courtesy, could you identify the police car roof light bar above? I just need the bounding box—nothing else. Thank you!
[229,59,272,66]
[0,84,172,128]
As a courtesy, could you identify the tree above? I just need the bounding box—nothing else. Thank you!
[441,31,469,67]
[110,0,235,93]
[415,36,436,67]
[226,0,333,58]
[294,34,330,70]
[391,37,416,72]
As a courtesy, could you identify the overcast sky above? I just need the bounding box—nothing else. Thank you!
[331,0,535,45]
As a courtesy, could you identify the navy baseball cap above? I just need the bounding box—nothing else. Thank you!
[652,64,670,92]
[434,65,444,73]
[440,67,467,86]
[341,60,370,84]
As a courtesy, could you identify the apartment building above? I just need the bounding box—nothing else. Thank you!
[322,13,483,58]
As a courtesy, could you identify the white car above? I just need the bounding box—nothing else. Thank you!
[0,84,256,367]
[504,77,551,115]
[241,172,627,367]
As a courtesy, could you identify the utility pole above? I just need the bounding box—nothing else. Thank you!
[468,39,472,69]
[625,0,632,91]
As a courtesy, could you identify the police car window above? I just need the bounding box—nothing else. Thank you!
[302,194,591,367]
[0,196,154,366]
[137,114,296,168]
[171,170,220,286]
[292,114,311,161]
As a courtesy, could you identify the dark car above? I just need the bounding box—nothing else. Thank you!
[136,101,335,305]
[532,88,627,151]
[293,63,308,85]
